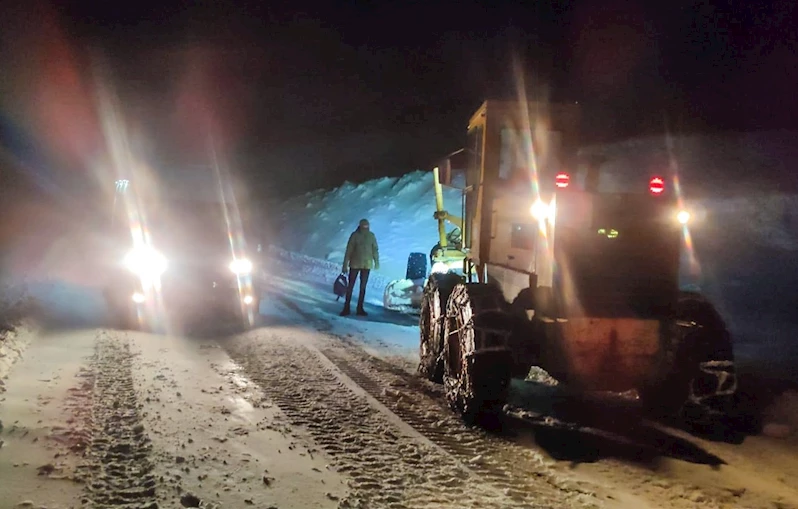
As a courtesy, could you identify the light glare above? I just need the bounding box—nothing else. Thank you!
[124,247,167,277]
[229,258,253,275]
[530,199,550,221]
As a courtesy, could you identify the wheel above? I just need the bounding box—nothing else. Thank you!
[641,293,737,422]
[442,283,513,422]
[418,273,461,383]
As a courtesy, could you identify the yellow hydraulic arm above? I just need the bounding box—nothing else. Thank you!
[432,166,463,248]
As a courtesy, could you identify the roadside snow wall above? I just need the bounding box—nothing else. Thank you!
[275,132,798,372]
[276,171,461,283]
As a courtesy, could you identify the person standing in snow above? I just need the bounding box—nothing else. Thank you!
[340,219,379,316]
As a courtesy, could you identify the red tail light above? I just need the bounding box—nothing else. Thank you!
[555,172,570,188]
[649,176,665,195]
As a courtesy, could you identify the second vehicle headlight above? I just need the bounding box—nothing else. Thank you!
[124,247,167,277]
[530,199,552,221]
[229,257,253,275]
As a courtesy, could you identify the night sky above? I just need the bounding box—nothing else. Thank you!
[2,0,797,201]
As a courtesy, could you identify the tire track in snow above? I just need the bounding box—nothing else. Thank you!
[318,341,601,508]
[271,293,601,507]
[79,332,159,509]
[224,333,548,509]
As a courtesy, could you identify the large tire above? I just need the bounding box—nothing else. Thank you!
[641,293,736,421]
[442,284,513,422]
[418,274,460,383]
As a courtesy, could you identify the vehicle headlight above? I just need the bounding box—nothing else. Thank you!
[229,258,253,275]
[124,247,167,277]
[530,199,551,221]
[677,210,691,225]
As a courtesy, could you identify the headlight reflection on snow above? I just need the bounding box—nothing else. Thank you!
[217,361,261,423]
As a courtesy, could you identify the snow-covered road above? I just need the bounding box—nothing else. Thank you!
[1,249,798,509]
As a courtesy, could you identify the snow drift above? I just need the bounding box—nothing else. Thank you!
[274,132,798,372]
[276,171,461,283]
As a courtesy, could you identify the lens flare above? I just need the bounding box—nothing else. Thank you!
[124,246,167,276]
[229,258,253,275]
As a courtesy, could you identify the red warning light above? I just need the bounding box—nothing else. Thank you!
[649,176,665,196]
[555,172,570,188]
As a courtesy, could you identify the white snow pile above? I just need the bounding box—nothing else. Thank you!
[276,171,461,284]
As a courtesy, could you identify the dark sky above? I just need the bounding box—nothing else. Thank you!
[2,0,798,199]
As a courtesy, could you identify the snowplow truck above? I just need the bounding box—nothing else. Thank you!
[417,100,737,423]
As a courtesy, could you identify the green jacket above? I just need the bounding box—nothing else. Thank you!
[343,228,380,271]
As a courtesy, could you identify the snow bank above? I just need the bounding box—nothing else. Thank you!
[274,133,798,369]
[267,246,391,307]
[276,171,461,283]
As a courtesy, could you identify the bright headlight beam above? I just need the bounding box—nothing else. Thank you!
[677,210,691,225]
[229,258,253,275]
[124,247,167,277]
[530,199,550,221]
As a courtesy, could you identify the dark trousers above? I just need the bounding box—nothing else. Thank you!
[344,269,370,311]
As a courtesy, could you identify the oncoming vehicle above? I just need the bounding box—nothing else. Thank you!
[413,100,737,424]
[103,178,261,331]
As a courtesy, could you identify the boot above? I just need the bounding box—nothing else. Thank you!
[356,308,368,316]
[340,306,351,316]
